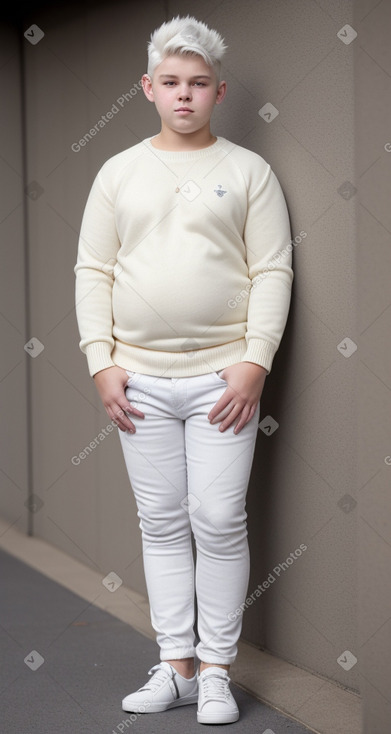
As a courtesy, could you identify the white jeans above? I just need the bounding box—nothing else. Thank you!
[118,368,260,665]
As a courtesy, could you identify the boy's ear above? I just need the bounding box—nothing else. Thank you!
[142,74,154,102]
[215,80,227,105]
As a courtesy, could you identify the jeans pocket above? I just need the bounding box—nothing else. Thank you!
[212,369,227,383]
[125,370,140,386]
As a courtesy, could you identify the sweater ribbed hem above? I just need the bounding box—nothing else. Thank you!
[84,337,276,378]
[109,337,274,378]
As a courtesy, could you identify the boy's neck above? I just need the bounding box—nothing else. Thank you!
[150,125,217,152]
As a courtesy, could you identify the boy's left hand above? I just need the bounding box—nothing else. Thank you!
[208,361,267,434]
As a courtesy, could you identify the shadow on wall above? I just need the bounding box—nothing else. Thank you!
[243,265,296,650]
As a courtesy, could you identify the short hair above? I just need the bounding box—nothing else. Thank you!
[147,15,227,81]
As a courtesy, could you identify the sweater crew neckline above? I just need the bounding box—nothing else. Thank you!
[142,136,227,160]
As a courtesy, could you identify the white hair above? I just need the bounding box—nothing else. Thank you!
[147,15,227,81]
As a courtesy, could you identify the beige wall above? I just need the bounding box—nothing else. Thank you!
[355,1,391,731]
[1,0,390,730]
[0,25,30,535]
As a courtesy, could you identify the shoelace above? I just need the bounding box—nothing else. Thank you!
[138,664,174,694]
[200,673,231,702]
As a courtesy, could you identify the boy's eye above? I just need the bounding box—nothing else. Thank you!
[163,81,207,87]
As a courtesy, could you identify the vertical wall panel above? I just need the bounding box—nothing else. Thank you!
[355,0,391,730]
[0,24,29,535]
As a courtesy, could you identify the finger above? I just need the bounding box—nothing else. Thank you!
[232,405,253,435]
[122,385,146,418]
[112,405,138,432]
[111,413,135,433]
[207,390,232,421]
[121,403,145,419]
[116,402,145,424]
[116,422,134,433]
[210,403,235,424]
[218,403,244,432]
[209,397,236,424]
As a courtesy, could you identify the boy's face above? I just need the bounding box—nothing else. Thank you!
[142,54,226,136]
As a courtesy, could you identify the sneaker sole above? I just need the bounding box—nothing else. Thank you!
[122,693,198,713]
[197,710,240,724]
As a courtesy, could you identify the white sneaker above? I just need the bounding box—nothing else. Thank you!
[197,666,239,724]
[122,661,198,713]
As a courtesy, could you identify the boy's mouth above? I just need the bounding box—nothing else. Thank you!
[175,107,194,113]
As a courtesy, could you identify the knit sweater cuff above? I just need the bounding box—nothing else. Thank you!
[241,338,276,375]
[85,342,116,377]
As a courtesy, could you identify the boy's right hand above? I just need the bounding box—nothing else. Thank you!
[93,366,145,433]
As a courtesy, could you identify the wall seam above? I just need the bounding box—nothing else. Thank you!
[18,21,35,537]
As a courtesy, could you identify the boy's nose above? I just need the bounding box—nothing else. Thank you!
[178,86,192,101]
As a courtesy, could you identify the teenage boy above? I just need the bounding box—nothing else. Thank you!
[74,15,293,725]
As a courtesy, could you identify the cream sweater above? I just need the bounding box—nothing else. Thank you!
[74,136,293,378]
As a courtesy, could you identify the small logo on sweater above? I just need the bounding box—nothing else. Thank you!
[214,185,227,198]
